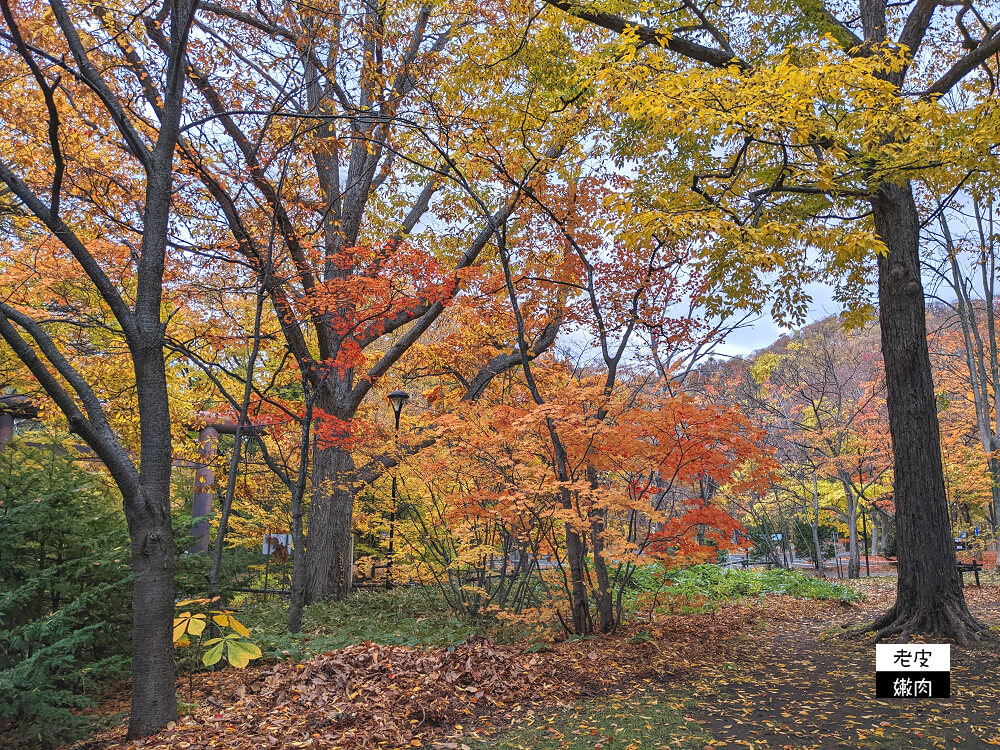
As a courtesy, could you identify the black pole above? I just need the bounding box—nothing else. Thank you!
[387,407,401,589]
[861,507,870,577]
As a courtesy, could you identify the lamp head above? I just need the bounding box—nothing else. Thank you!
[387,389,410,416]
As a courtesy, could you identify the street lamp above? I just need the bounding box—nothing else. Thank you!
[386,390,409,588]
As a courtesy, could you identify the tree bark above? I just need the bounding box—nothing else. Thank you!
[288,496,308,632]
[305,439,356,602]
[563,515,591,634]
[989,454,1000,571]
[591,510,614,633]
[126,511,177,738]
[870,182,991,644]
[840,475,860,578]
[870,510,880,558]
[810,477,825,577]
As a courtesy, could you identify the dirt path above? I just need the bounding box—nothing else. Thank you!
[686,590,1000,749]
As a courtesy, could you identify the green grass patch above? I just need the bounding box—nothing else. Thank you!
[240,587,478,661]
[621,563,863,616]
[665,564,863,603]
[494,689,712,749]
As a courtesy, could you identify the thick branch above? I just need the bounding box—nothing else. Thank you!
[0,160,136,339]
[0,0,64,216]
[540,0,743,69]
[351,318,561,486]
[460,314,562,401]
[349,197,521,412]
[925,25,1000,97]
[0,307,140,499]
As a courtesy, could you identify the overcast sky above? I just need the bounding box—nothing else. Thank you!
[714,282,844,359]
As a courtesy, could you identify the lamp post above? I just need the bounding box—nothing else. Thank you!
[386,389,409,588]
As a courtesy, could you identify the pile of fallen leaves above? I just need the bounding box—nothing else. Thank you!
[83,638,559,749]
[74,597,826,749]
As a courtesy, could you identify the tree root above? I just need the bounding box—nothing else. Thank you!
[863,601,997,647]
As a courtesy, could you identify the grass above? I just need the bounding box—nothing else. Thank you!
[620,563,863,617]
[667,564,863,601]
[493,688,712,749]
[239,586,480,661]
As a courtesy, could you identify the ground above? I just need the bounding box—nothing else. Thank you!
[498,579,1000,750]
[71,577,1000,750]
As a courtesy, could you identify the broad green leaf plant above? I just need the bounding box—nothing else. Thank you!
[173,598,261,669]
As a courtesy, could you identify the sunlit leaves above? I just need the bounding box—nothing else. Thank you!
[173,598,259,669]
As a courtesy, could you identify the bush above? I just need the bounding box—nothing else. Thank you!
[0,444,132,748]
[240,587,478,662]
[664,565,863,606]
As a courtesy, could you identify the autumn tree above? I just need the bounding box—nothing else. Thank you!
[466,162,772,632]
[118,0,593,607]
[741,320,890,577]
[396,356,766,633]
[544,0,1000,642]
[0,0,197,736]
[925,189,1000,560]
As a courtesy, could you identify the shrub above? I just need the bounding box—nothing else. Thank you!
[0,444,131,748]
[240,587,477,661]
[664,565,863,605]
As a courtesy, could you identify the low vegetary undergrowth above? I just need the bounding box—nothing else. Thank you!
[672,564,863,601]
[622,563,863,617]
[240,587,481,661]
[496,689,712,749]
[237,566,861,663]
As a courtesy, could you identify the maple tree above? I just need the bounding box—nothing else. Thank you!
[382,164,775,634]
[396,370,768,634]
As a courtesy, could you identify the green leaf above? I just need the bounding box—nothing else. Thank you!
[202,641,225,667]
[225,639,262,668]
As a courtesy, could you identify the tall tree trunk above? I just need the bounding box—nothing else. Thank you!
[129,280,179,734]
[870,510,880,558]
[123,334,177,738]
[870,182,990,644]
[559,485,591,634]
[840,475,860,579]
[591,511,614,633]
[304,441,355,602]
[125,507,176,738]
[286,384,315,632]
[989,454,1000,570]
[584,465,614,632]
[811,477,825,577]
[847,503,860,579]
[288,489,308,631]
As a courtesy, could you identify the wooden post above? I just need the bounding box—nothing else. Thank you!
[0,413,12,450]
[190,426,218,554]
